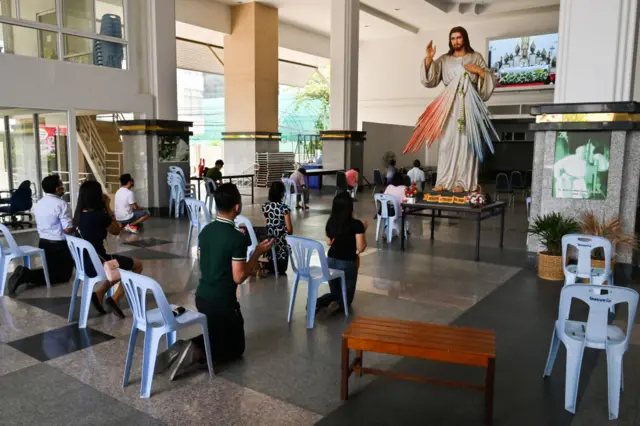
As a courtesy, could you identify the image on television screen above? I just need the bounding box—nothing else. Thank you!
[488,33,558,88]
[552,131,610,200]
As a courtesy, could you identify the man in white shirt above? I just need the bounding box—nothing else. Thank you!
[115,173,151,233]
[8,175,75,296]
[407,159,426,191]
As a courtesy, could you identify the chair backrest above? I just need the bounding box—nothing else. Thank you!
[496,173,511,191]
[510,171,524,188]
[281,178,297,195]
[184,198,211,229]
[234,215,258,252]
[0,223,21,252]
[286,235,329,278]
[119,269,176,330]
[373,169,384,186]
[168,166,186,181]
[336,171,348,191]
[557,284,638,346]
[10,181,33,212]
[65,235,106,280]
[203,177,217,196]
[562,234,612,278]
[374,194,400,219]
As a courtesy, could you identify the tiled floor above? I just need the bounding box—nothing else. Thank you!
[0,188,638,425]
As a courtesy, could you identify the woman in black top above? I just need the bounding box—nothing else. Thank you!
[74,181,143,318]
[316,192,367,314]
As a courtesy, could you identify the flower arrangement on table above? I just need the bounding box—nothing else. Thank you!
[405,183,419,201]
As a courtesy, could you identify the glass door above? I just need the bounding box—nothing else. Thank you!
[9,114,39,198]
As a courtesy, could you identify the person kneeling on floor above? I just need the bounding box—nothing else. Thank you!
[115,173,151,234]
[169,183,274,379]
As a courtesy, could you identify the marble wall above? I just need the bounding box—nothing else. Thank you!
[528,130,640,263]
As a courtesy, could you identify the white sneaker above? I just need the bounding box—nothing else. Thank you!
[124,224,139,234]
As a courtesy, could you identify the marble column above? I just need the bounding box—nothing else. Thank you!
[147,0,178,120]
[222,2,280,175]
[322,0,364,183]
[555,0,639,102]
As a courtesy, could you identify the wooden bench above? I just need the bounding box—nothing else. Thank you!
[341,316,496,425]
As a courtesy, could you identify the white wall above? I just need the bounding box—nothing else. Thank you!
[358,10,560,128]
[362,121,421,182]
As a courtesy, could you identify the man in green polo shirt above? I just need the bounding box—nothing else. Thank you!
[170,183,273,378]
[206,159,224,183]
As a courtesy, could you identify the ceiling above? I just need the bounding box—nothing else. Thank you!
[217,0,560,40]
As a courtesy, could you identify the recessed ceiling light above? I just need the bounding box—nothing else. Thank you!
[394,8,400,11]
[364,25,369,27]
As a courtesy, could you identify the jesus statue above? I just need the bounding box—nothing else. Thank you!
[404,26,498,193]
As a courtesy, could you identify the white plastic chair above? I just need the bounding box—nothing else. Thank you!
[203,177,217,214]
[543,284,638,420]
[167,173,187,218]
[168,166,196,195]
[184,198,212,253]
[234,215,279,279]
[374,194,407,243]
[286,235,348,329]
[119,270,214,398]
[66,235,108,328]
[562,234,613,287]
[282,178,304,210]
[0,224,51,295]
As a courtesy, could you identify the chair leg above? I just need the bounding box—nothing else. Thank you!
[271,247,279,279]
[67,277,81,322]
[140,331,162,398]
[340,275,348,317]
[166,330,177,349]
[386,219,393,243]
[200,320,215,377]
[39,251,51,289]
[543,328,560,377]
[606,349,623,420]
[564,343,586,414]
[0,256,11,295]
[287,274,300,323]
[122,327,138,387]
[78,282,94,329]
[186,226,193,254]
[375,217,381,242]
[306,282,319,329]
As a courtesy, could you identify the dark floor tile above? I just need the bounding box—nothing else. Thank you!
[113,248,184,260]
[8,324,114,362]
[0,363,164,425]
[19,296,103,321]
[122,238,173,248]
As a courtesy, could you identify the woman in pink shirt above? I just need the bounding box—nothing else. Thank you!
[383,173,407,238]
[345,168,359,189]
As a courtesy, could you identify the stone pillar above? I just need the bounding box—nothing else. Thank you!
[555,0,639,103]
[148,0,178,120]
[528,103,640,264]
[322,0,363,183]
[118,120,193,215]
[222,2,280,175]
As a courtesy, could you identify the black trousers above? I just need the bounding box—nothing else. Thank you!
[23,239,74,286]
[193,296,245,363]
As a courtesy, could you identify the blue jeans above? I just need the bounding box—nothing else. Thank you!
[119,209,150,225]
[317,257,358,308]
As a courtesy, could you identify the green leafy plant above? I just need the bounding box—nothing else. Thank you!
[528,212,580,256]
[579,210,638,259]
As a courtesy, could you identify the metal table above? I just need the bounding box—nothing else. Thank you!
[401,199,506,261]
[220,174,255,204]
[303,168,345,191]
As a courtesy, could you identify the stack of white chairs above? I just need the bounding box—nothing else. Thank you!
[167,167,194,218]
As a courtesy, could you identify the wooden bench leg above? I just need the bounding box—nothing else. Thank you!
[485,358,495,425]
[341,338,350,401]
[356,350,363,377]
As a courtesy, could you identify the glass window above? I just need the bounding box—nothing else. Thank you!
[0,118,10,192]
[95,0,124,38]
[62,0,93,32]
[19,0,57,23]
[38,113,69,186]
[0,0,17,19]
[9,114,39,194]
[0,23,58,59]
[63,33,126,68]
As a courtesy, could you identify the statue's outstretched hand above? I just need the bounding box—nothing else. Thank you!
[426,41,436,60]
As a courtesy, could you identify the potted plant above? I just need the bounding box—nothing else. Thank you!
[528,212,580,280]
[578,210,637,270]
[405,183,418,203]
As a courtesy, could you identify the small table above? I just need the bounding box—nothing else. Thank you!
[401,199,506,261]
[303,168,345,191]
[341,316,496,425]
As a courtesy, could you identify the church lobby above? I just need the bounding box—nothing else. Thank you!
[1,0,640,425]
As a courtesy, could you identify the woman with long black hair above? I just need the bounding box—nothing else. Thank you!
[316,192,367,315]
[74,180,143,318]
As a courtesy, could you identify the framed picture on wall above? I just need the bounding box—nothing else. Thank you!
[158,135,190,162]
[552,131,611,200]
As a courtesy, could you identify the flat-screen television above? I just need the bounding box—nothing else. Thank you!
[487,33,558,88]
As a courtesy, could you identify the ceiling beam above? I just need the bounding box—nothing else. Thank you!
[423,0,456,14]
[360,3,420,35]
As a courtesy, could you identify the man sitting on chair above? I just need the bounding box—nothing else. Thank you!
[289,167,310,209]
[8,175,75,296]
[115,174,151,234]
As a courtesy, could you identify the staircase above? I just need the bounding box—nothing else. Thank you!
[76,115,124,192]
